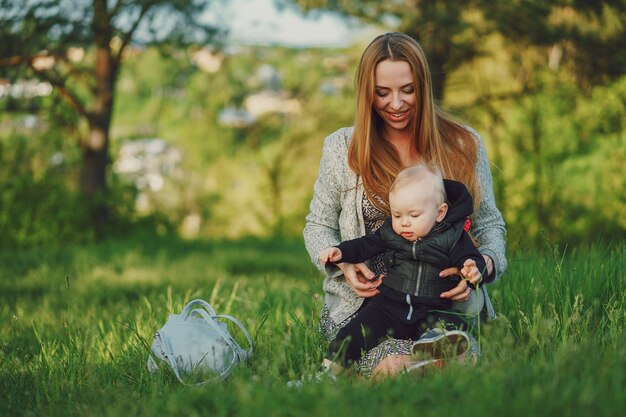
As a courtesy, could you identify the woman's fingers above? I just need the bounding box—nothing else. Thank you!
[339,262,380,298]
[354,287,380,298]
[450,286,471,301]
[353,262,376,282]
[342,264,370,289]
[440,276,471,301]
[439,266,460,278]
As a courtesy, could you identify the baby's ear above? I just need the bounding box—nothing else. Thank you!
[436,203,448,222]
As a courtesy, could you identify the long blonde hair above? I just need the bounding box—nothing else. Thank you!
[348,32,480,213]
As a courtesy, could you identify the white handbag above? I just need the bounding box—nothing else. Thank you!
[147,299,253,385]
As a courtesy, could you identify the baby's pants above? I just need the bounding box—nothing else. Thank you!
[326,284,465,366]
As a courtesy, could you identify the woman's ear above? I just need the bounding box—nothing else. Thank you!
[436,203,448,222]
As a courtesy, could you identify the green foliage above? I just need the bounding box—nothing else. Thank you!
[0,237,624,416]
[0,99,92,247]
[463,71,626,249]
[0,0,225,234]
[485,0,626,89]
[3,2,626,248]
[0,106,171,248]
[111,44,356,239]
[285,0,492,99]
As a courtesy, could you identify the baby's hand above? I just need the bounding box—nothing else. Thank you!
[460,259,482,286]
[319,247,343,265]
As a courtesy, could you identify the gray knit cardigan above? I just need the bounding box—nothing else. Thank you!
[304,127,507,327]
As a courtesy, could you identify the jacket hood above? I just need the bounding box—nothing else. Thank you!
[442,179,474,224]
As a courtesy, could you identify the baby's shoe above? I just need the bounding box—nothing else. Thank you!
[411,328,471,361]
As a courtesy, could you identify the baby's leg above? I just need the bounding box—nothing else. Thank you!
[326,301,392,367]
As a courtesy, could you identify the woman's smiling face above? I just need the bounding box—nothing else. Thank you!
[373,59,416,134]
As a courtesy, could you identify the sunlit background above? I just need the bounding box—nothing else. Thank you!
[1,0,625,250]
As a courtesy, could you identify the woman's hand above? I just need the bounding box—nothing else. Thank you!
[438,267,471,301]
[439,255,495,301]
[337,262,382,298]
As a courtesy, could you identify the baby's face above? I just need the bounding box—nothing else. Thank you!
[389,183,447,242]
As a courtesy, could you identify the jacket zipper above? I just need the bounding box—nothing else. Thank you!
[412,240,423,296]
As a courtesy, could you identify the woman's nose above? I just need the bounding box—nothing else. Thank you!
[390,93,402,111]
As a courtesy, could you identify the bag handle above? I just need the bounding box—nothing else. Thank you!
[214,314,254,361]
[181,299,216,318]
[163,300,236,385]
[182,299,254,361]
[159,299,253,385]
[187,308,252,364]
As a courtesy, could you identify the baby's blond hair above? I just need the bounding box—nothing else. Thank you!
[389,163,446,205]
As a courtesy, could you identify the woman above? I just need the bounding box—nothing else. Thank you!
[303,32,507,378]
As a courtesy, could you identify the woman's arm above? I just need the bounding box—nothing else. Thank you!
[472,135,508,283]
[303,130,380,297]
[303,131,347,275]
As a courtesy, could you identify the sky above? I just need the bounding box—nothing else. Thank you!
[213,0,363,47]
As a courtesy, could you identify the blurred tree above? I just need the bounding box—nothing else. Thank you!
[277,0,492,100]
[485,0,626,92]
[280,1,626,97]
[0,0,222,230]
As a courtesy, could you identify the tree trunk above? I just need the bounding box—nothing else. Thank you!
[82,0,116,229]
[428,56,447,102]
[484,105,506,215]
[408,25,451,101]
[81,122,110,228]
[529,105,548,241]
[81,125,109,196]
[404,32,448,101]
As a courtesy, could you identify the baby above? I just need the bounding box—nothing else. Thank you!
[319,163,485,375]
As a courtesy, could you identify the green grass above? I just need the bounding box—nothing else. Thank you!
[1,234,624,417]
